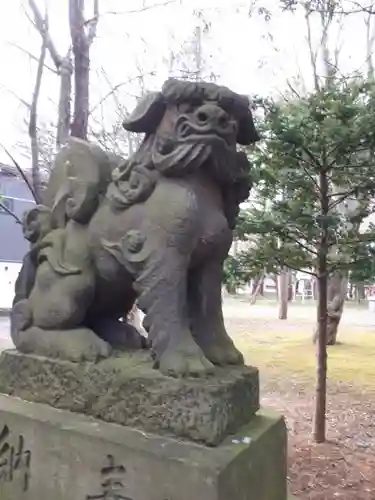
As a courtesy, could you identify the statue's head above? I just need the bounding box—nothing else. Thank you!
[22,205,52,244]
[122,79,259,182]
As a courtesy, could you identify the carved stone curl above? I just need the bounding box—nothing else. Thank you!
[12,78,259,377]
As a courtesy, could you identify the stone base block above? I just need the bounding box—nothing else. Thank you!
[0,350,259,446]
[0,395,287,500]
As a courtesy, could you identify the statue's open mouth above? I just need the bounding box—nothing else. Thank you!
[175,116,236,148]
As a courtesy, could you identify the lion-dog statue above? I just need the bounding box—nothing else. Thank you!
[11,78,259,377]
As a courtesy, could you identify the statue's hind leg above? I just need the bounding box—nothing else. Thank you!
[16,326,111,362]
[92,317,148,350]
[15,261,111,362]
[29,261,94,330]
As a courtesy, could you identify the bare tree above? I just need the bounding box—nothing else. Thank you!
[29,0,99,145]
[2,2,54,203]
[69,0,99,139]
[166,9,217,82]
[29,0,73,148]
[28,20,47,203]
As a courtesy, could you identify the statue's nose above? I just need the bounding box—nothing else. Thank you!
[194,104,230,130]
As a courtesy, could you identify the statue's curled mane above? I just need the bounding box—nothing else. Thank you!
[107,79,258,221]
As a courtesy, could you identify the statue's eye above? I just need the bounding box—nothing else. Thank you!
[159,139,174,155]
[197,111,208,123]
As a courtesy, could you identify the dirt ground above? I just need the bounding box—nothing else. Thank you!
[224,297,375,500]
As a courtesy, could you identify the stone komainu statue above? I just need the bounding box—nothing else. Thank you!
[11,78,259,377]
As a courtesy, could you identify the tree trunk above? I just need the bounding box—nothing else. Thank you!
[313,271,347,346]
[29,33,47,203]
[313,277,318,300]
[288,269,293,301]
[226,283,237,295]
[313,169,329,444]
[250,273,265,305]
[314,269,328,443]
[69,0,98,140]
[57,53,73,148]
[365,8,375,79]
[251,276,260,295]
[277,268,289,319]
[71,40,90,139]
[357,282,365,302]
[273,275,278,300]
[326,271,347,345]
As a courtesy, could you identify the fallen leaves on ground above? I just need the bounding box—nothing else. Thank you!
[262,381,375,499]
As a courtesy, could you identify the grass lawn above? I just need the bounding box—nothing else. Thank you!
[236,325,375,390]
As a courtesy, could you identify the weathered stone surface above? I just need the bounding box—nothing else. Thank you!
[0,395,286,500]
[12,79,260,378]
[0,350,259,446]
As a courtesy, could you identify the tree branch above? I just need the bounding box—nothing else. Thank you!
[345,1,375,15]
[100,0,178,16]
[304,5,320,91]
[278,230,319,256]
[90,71,156,114]
[0,84,30,110]
[7,41,58,74]
[29,20,47,204]
[0,144,38,202]
[86,0,99,45]
[289,237,319,256]
[294,1,375,15]
[286,78,301,99]
[328,181,375,210]
[289,149,322,191]
[28,0,62,68]
[274,254,317,277]
[281,149,322,191]
[301,144,322,169]
[0,200,22,224]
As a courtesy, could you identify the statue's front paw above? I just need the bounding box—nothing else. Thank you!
[200,336,244,366]
[156,337,214,378]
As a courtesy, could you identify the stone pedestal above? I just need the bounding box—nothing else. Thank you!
[0,350,288,499]
[0,350,259,446]
[0,395,286,500]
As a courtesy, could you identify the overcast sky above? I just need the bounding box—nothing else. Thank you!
[0,0,371,165]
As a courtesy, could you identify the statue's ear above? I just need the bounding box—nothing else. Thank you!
[237,109,260,145]
[123,92,166,134]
